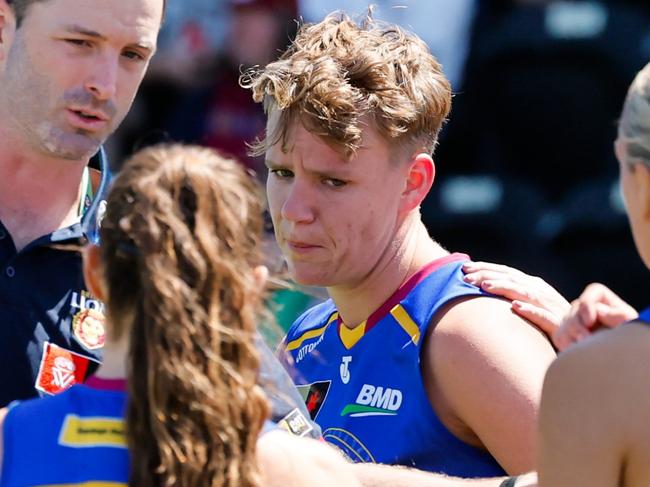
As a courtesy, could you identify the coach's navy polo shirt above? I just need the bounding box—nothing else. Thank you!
[0,149,110,407]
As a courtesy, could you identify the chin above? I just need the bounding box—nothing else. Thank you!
[287,265,332,288]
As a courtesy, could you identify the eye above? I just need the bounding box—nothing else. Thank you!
[122,50,146,62]
[322,177,346,188]
[65,38,92,48]
[270,168,294,179]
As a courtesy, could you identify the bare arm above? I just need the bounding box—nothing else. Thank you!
[257,431,361,487]
[424,297,556,474]
[353,463,538,487]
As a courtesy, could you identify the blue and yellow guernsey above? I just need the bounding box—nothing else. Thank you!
[1,378,128,487]
[281,253,506,477]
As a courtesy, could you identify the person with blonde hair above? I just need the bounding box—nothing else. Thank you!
[0,144,359,487]
[535,62,650,487]
[242,10,555,481]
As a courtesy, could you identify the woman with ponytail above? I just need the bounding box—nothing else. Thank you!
[0,144,359,487]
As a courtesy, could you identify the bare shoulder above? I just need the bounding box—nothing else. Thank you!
[427,296,556,376]
[539,323,650,487]
[423,296,556,474]
[545,321,650,422]
[257,431,360,487]
[431,295,553,346]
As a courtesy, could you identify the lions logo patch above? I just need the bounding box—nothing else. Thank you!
[72,308,106,350]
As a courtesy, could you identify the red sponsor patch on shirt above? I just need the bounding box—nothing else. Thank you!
[34,342,99,395]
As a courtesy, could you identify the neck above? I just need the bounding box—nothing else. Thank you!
[0,130,88,251]
[94,335,128,380]
[328,216,447,328]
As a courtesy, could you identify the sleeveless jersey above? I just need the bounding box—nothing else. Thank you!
[1,377,281,486]
[1,380,128,486]
[281,253,506,477]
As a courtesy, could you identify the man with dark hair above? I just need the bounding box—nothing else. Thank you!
[0,0,321,443]
[0,0,163,406]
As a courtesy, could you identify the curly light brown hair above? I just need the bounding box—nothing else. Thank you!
[241,9,452,159]
[98,144,269,487]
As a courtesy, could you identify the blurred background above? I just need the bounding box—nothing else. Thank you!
[107,0,650,327]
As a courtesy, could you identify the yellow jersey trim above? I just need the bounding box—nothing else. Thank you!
[285,313,338,351]
[390,304,421,345]
[339,321,366,350]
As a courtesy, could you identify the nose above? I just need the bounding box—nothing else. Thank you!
[84,53,118,101]
[280,179,316,224]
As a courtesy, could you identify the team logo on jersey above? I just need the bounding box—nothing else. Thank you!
[35,342,99,395]
[277,408,314,437]
[70,290,106,350]
[340,356,352,384]
[323,427,375,463]
[341,383,403,417]
[297,380,331,420]
[72,309,105,350]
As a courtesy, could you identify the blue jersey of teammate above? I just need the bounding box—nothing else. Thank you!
[1,377,128,486]
[639,307,650,323]
[282,253,506,477]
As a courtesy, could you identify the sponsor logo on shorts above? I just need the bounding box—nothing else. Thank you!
[341,383,403,417]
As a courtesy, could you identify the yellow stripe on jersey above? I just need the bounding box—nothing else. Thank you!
[390,304,421,345]
[339,320,366,350]
[58,415,127,448]
[285,312,338,351]
[40,482,127,487]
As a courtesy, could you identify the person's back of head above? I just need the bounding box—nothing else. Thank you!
[99,144,269,486]
[619,63,650,166]
[617,63,650,268]
[242,9,452,159]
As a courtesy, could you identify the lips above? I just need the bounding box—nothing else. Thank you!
[66,108,110,131]
[285,239,322,253]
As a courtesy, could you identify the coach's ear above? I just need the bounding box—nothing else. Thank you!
[400,152,435,213]
[0,1,16,63]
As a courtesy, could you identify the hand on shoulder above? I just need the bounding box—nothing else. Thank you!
[553,283,638,351]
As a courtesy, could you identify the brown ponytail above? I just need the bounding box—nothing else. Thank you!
[99,144,269,486]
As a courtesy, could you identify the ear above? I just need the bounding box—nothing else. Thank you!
[634,163,650,221]
[399,153,436,213]
[0,1,16,62]
[82,244,107,302]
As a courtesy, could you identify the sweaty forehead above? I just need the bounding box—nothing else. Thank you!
[30,0,162,45]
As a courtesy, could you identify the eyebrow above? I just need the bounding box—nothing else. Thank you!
[63,24,155,53]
